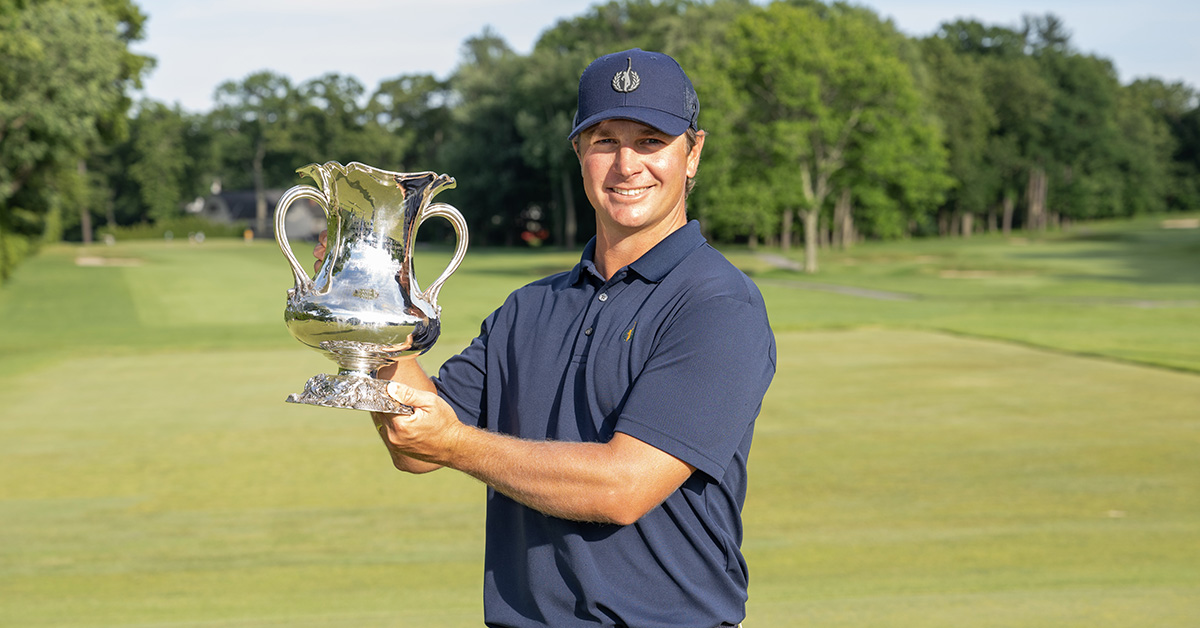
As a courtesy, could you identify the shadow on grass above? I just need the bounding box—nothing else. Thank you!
[1014,225,1200,285]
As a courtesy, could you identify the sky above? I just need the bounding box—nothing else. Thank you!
[131,0,1200,114]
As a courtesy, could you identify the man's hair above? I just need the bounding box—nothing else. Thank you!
[571,126,703,198]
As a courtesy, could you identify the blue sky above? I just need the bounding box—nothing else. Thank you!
[132,0,1199,113]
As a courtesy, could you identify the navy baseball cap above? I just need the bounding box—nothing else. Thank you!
[568,48,700,140]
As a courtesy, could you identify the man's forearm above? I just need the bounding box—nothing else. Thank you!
[375,383,694,524]
[439,428,693,526]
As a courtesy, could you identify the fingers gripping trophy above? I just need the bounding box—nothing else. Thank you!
[274,161,468,413]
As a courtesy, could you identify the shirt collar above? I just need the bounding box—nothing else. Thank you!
[569,220,706,285]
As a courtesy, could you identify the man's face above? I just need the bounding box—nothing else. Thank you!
[575,119,704,238]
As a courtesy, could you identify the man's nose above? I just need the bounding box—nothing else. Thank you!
[612,144,643,176]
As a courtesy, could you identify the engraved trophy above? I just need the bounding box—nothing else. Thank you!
[274,161,468,413]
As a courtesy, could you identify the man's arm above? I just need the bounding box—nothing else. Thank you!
[376,382,695,526]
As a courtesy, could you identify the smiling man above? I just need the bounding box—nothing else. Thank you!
[367,49,776,628]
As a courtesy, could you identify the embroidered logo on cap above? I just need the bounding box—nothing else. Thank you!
[611,57,640,93]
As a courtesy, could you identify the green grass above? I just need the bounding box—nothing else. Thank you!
[1,216,1197,626]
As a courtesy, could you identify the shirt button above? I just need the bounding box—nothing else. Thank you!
[584,327,593,336]
[598,293,608,302]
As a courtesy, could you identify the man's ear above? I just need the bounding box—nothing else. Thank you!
[686,131,706,178]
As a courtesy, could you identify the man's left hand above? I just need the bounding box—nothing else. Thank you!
[372,382,465,469]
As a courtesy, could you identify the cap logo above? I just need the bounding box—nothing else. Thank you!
[611,57,640,93]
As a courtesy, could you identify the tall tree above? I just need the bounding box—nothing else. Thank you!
[936,19,1054,232]
[512,48,589,248]
[919,35,999,235]
[211,71,297,236]
[438,29,541,246]
[367,73,453,172]
[294,73,379,166]
[88,100,194,230]
[708,1,949,272]
[1127,78,1200,212]
[0,0,150,278]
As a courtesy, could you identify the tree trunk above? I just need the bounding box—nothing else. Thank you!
[80,209,93,245]
[253,139,268,236]
[961,212,974,238]
[558,169,577,248]
[797,161,831,273]
[1026,166,1047,231]
[780,208,794,253]
[0,225,8,281]
[1002,194,1015,235]
[832,188,855,249]
[799,208,819,274]
[78,161,93,245]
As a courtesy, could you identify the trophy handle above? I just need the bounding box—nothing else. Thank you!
[275,184,330,294]
[415,202,469,306]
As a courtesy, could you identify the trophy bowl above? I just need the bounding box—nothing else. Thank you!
[274,161,468,413]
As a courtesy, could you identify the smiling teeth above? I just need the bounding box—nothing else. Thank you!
[613,187,650,196]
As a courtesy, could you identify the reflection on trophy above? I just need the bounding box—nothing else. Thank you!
[274,161,468,413]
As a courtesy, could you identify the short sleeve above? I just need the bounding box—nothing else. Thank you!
[434,310,496,429]
[614,294,776,481]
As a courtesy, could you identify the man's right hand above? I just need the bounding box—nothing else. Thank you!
[312,229,327,274]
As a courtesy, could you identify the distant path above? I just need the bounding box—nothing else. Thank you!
[754,253,917,301]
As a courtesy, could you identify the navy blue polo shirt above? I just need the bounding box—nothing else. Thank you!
[434,221,776,628]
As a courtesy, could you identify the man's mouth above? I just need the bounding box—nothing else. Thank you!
[610,186,651,197]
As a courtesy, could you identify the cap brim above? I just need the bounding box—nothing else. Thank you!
[568,106,692,140]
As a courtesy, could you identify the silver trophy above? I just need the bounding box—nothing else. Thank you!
[274,161,468,413]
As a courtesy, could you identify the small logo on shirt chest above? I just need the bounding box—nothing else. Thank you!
[624,322,637,342]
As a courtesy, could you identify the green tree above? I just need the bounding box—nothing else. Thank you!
[936,19,1054,232]
[1127,78,1200,211]
[0,0,149,278]
[708,1,949,272]
[85,100,194,232]
[367,73,453,172]
[512,48,589,248]
[294,73,382,167]
[919,35,998,235]
[438,30,540,246]
[1102,77,1175,217]
[535,0,694,61]
[211,71,298,236]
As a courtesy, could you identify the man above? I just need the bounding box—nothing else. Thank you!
[353,49,775,627]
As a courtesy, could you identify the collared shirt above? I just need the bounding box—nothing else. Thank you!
[435,221,776,628]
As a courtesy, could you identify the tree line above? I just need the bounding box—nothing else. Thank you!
[3,0,1198,279]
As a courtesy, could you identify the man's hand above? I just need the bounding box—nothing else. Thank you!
[312,229,328,274]
[371,382,464,473]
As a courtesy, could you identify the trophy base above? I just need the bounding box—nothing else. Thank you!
[286,373,415,414]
